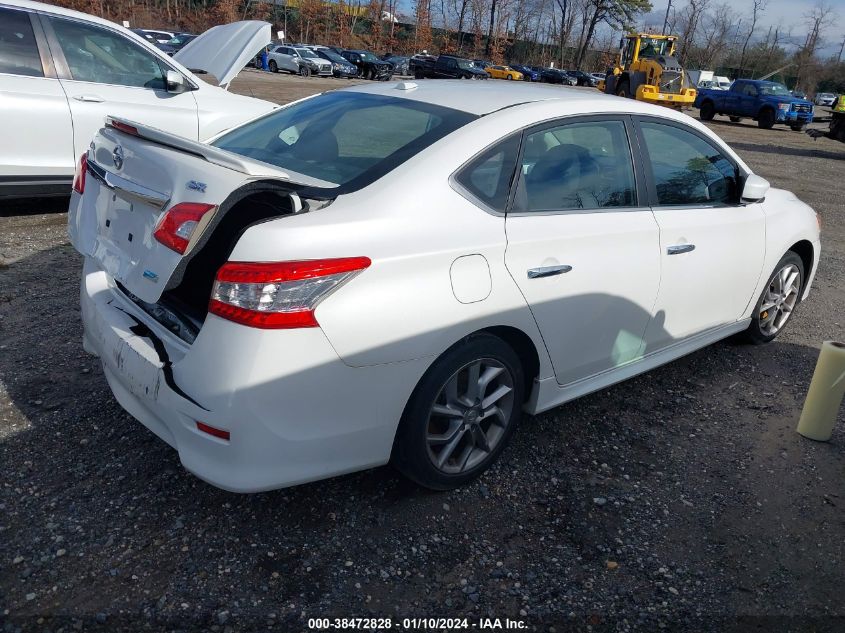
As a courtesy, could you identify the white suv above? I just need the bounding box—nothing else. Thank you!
[267,45,333,77]
[0,0,275,198]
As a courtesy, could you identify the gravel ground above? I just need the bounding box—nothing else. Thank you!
[1,74,844,632]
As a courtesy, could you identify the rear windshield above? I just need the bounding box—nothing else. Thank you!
[212,91,476,194]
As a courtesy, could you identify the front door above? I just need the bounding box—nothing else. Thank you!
[635,117,766,350]
[44,15,198,163]
[504,117,661,385]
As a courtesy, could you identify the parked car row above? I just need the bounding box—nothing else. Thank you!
[260,44,396,80]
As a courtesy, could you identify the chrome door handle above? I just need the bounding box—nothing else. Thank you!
[527,264,572,279]
[73,94,104,103]
[667,244,695,255]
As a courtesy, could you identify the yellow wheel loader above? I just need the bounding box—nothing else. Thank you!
[597,34,696,109]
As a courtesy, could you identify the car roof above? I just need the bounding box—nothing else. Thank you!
[341,79,693,118]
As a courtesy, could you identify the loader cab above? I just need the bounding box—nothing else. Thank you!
[619,34,676,67]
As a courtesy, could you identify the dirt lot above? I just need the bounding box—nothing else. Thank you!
[1,73,844,632]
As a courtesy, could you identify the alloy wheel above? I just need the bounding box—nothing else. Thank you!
[758,264,801,336]
[425,358,515,474]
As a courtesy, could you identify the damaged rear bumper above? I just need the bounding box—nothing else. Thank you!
[80,257,426,492]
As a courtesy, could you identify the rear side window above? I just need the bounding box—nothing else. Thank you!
[213,91,476,193]
[0,8,44,77]
[639,121,738,206]
[454,135,520,212]
[49,17,166,89]
[515,120,636,212]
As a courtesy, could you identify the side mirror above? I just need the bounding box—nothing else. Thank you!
[742,174,769,203]
[166,69,188,94]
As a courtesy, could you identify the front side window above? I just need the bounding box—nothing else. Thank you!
[213,91,476,192]
[0,8,44,77]
[639,121,738,206]
[50,17,166,89]
[759,82,791,96]
[514,119,636,212]
[454,135,520,212]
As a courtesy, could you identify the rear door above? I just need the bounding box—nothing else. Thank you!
[0,6,74,185]
[41,14,198,163]
[503,116,661,385]
[634,116,765,349]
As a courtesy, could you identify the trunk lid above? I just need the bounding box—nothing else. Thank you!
[68,118,327,305]
[173,21,271,89]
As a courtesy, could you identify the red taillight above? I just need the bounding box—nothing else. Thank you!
[107,118,139,136]
[196,421,230,441]
[209,257,371,329]
[153,203,216,254]
[72,153,87,194]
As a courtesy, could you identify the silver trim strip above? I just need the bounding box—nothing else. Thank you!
[87,157,170,209]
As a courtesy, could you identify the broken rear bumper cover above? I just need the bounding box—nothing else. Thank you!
[79,257,427,492]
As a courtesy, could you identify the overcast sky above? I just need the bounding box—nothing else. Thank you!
[642,0,845,57]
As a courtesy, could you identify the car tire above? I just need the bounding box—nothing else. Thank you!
[790,123,807,132]
[743,252,804,345]
[699,101,716,121]
[729,116,741,122]
[506,74,513,80]
[615,79,630,98]
[758,108,775,129]
[299,65,311,77]
[268,60,277,73]
[392,333,525,490]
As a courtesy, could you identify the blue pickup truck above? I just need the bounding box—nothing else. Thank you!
[695,79,814,131]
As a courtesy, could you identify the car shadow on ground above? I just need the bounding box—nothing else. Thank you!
[0,196,70,217]
[727,141,845,161]
[2,243,843,629]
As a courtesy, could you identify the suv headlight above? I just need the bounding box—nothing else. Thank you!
[778,103,790,111]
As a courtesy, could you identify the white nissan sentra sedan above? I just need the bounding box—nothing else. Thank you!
[68,81,821,492]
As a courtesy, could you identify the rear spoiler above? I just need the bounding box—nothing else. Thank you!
[104,116,334,189]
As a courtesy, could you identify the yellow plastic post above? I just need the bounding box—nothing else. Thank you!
[796,341,845,442]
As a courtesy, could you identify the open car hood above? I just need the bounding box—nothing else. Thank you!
[174,21,270,89]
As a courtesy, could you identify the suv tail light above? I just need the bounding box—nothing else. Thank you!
[209,257,371,329]
[153,203,216,254]
[72,153,88,195]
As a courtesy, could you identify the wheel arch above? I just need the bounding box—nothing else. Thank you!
[477,325,541,398]
[788,239,814,298]
[404,325,544,415]
[757,104,775,119]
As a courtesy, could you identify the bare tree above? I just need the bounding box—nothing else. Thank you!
[738,0,766,74]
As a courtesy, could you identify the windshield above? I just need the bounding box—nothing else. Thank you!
[759,82,791,96]
[296,48,318,59]
[322,51,346,63]
[166,34,193,45]
[213,91,476,193]
[638,37,671,57]
[358,51,378,62]
[456,59,475,70]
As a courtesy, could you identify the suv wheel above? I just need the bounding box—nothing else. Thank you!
[299,65,311,77]
[392,334,524,490]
